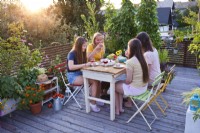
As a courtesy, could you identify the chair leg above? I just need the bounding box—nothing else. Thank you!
[63,87,82,109]
[159,95,170,110]
[155,100,166,116]
[127,99,152,130]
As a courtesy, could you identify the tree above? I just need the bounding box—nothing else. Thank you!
[53,0,104,35]
[183,0,200,70]
[104,0,137,52]
[136,0,161,49]
[81,1,99,39]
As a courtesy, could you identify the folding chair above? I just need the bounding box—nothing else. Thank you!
[127,71,165,130]
[146,65,176,116]
[55,62,83,109]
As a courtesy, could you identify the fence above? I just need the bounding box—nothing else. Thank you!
[162,40,197,68]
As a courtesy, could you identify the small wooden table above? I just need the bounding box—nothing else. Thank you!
[82,64,126,121]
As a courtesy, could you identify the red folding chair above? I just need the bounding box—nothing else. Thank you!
[55,61,83,109]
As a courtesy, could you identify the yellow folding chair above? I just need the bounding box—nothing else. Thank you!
[127,71,165,130]
[146,65,176,116]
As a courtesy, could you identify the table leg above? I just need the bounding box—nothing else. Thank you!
[110,82,115,121]
[84,78,90,113]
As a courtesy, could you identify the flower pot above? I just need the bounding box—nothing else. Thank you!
[0,98,19,117]
[173,49,178,54]
[30,102,42,114]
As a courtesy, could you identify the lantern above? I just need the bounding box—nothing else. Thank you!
[190,94,200,111]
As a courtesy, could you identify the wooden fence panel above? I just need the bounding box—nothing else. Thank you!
[162,40,196,68]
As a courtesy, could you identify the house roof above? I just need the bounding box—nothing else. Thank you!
[175,1,197,9]
[157,0,174,8]
[157,7,171,25]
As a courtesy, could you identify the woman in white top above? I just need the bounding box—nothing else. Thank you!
[136,32,161,85]
[115,38,149,115]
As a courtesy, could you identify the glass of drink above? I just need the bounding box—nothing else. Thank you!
[90,58,95,67]
[103,59,108,67]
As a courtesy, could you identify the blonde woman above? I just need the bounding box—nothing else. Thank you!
[87,32,105,61]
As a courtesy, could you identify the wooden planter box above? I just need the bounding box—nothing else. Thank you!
[0,98,19,117]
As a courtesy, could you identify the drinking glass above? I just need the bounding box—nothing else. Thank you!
[103,60,108,67]
[90,58,95,67]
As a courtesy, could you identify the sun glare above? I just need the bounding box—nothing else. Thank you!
[20,0,53,12]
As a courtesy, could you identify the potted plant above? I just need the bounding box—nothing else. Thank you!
[18,85,45,114]
[173,30,185,54]
[158,49,169,72]
[0,22,42,116]
[0,76,23,116]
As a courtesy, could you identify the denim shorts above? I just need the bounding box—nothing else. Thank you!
[66,71,82,84]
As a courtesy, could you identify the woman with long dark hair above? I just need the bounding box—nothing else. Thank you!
[115,38,149,115]
[136,32,161,85]
[67,36,101,112]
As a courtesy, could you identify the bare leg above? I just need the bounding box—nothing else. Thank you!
[115,81,125,114]
[89,79,99,104]
[124,98,133,108]
[115,91,120,115]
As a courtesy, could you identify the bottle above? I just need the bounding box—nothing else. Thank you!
[190,94,200,111]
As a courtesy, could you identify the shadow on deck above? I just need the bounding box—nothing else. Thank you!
[0,66,199,133]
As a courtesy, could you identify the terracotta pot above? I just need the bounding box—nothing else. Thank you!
[30,102,42,114]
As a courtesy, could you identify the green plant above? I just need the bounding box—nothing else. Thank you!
[0,99,7,110]
[182,87,200,121]
[18,85,45,110]
[188,23,200,71]
[158,49,169,63]
[0,76,23,99]
[17,68,40,89]
[136,0,161,49]
[104,0,137,51]
[81,1,99,39]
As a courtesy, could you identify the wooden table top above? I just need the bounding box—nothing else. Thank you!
[82,64,126,75]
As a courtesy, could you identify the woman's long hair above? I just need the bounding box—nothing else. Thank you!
[92,32,104,48]
[136,32,153,52]
[72,36,87,64]
[128,38,149,83]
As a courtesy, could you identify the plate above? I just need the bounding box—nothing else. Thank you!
[113,65,124,69]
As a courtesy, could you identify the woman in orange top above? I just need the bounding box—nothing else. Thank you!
[87,32,105,61]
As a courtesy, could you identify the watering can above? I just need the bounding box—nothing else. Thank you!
[53,97,64,111]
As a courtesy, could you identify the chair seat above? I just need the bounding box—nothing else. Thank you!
[68,83,83,87]
[130,90,150,101]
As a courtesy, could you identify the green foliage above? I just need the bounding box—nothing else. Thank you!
[194,108,200,121]
[174,5,198,28]
[104,0,137,52]
[0,76,23,99]
[0,22,42,76]
[17,68,40,89]
[136,0,161,49]
[182,87,200,105]
[81,1,99,39]
[158,49,169,63]
[188,35,200,70]
[55,0,104,36]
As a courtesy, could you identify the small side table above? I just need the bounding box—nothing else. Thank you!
[36,77,59,105]
[185,107,200,133]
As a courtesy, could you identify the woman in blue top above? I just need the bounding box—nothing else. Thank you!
[67,36,101,112]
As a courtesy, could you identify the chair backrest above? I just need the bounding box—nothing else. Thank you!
[148,71,165,101]
[160,64,176,92]
[55,61,68,86]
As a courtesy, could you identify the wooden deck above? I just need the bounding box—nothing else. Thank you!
[0,66,199,133]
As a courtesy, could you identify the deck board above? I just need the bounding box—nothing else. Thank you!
[0,66,199,133]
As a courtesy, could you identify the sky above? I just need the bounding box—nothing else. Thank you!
[20,0,190,12]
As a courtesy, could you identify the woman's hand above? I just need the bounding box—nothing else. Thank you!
[94,43,103,52]
[85,62,91,67]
